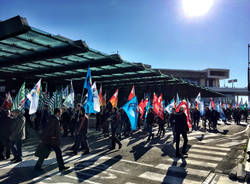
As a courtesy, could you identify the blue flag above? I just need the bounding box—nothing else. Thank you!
[199,101,205,116]
[216,103,226,121]
[122,96,138,131]
[84,66,92,89]
[145,100,151,119]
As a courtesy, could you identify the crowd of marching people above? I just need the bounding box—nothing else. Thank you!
[0,99,249,170]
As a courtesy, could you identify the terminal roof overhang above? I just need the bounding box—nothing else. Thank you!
[0,16,224,97]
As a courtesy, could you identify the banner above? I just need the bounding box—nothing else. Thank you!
[128,85,135,101]
[109,89,119,108]
[122,96,138,131]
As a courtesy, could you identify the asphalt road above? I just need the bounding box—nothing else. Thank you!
[0,120,249,184]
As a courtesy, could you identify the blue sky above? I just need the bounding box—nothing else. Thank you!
[1,0,249,87]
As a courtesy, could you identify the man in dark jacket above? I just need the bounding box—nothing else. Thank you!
[40,105,50,132]
[193,108,200,130]
[210,108,220,130]
[174,107,189,158]
[146,108,155,141]
[110,108,122,150]
[61,107,70,137]
[0,108,11,160]
[34,108,69,172]
[9,110,26,163]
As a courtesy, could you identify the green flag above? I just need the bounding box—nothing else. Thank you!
[12,82,26,111]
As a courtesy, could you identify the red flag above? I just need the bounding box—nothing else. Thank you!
[98,85,103,106]
[144,98,149,108]
[153,93,164,120]
[158,94,164,120]
[2,92,13,110]
[109,89,119,108]
[128,85,135,101]
[153,93,159,115]
[138,99,145,120]
[176,100,192,128]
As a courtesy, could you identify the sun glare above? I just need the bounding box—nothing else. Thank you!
[182,0,214,17]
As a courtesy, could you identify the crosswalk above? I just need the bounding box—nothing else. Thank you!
[0,125,248,184]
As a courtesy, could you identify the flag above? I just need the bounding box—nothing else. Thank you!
[122,96,138,131]
[187,98,191,109]
[145,100,151,119]
[166,98,175,114]
[109,89,119,108]
[153,93,158,114]
[216,102,226,121]
[2,92,13,110]
[157,94,164,120]
[176,100,192,128]
[128,85,135,101]
[199,101,205,116]
[176,93,180,107]
[63,81,74,108]
[138,99,145,120]
[209,98,215,110]
[92,82,100,112]
[84,66,92,89]
[27,79,41,115]
[62,86,69,100]
[98,85,104,106]
[195,92,201,104]
[12,82,25,111]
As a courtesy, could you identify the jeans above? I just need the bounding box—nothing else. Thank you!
[10,140,22,160]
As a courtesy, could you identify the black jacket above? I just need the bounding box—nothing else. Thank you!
[174,111,188,133]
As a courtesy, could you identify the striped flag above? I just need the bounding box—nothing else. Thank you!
[12,82,26,111]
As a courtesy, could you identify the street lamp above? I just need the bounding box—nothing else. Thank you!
[228,79,237,88]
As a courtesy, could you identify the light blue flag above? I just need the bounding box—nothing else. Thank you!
[199,101,205,116]
[145,100,151,119]
[176,93,180,107]
[122,96,138,131]
[216,103,226,121]
[84,66,92,89]
[166,98,175,114]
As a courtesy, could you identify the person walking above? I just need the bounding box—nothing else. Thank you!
[174,107,188,158]
[169,108,176,142]
[110,108,122,150]
[73,107,89,155]
[34,108,69,172]
[9,110,26,163]
[146,108,155,141]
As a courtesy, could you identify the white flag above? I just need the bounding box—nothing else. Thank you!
[27,79,41,115]
[92,82,100,112]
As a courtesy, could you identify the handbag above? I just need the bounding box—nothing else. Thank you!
[34,142,51,159]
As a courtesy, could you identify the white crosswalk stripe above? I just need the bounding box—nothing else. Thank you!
[155,164,209,177]
[139,171,201,184]
[166,157,218,168]
[217,139,247,147]
[185,153,223,161]
[192,145,231,151]
[188,149,227,156]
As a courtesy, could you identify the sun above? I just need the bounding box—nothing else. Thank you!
[182,0,214,17]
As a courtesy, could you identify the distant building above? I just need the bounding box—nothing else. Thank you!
[158,68,229,88]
